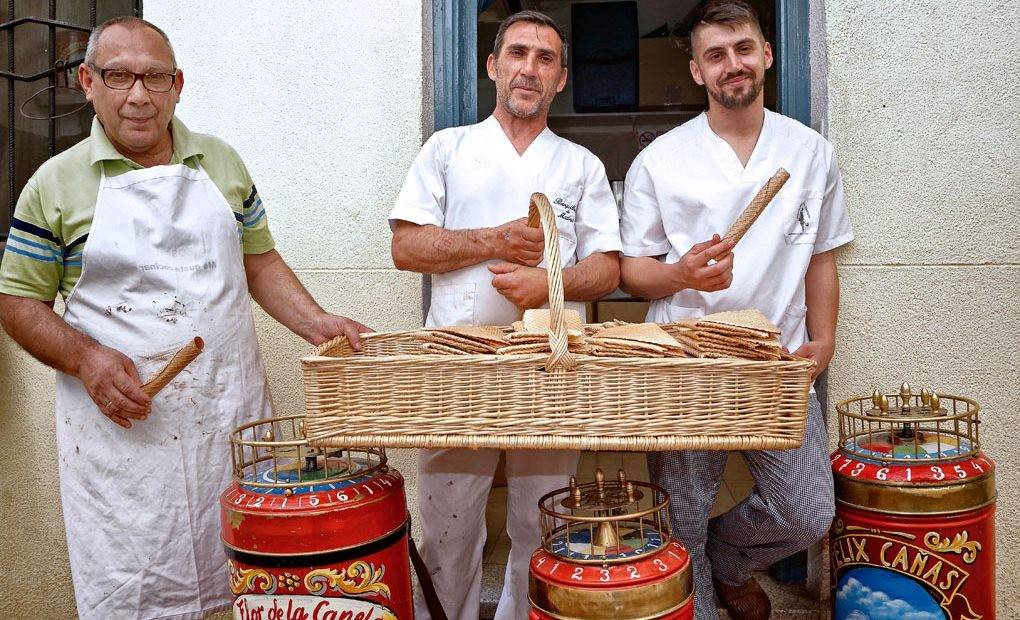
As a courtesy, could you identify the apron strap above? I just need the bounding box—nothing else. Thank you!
[408,534,448,620]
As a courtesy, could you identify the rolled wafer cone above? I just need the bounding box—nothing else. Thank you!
[141,337,204,398]
[723,168,790,245]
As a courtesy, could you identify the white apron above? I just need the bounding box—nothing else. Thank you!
[55,160,273,619]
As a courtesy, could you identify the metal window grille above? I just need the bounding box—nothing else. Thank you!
[0,0,141,247]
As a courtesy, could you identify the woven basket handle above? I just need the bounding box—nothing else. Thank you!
[528,193,575,372]
[141,337,204,398]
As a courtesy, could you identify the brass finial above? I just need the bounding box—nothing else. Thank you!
[626,482,635,503]
[569,475,577,490]
[594,521,620,551]
[262,430,274,442]
[878,394,889,413]
[595,468,605,500]
[617,469,627,487]
[930,393,941,413]
[920,388,932,407]
[572,486,582,506]
[900,382,912,411]
[872,389,882,408]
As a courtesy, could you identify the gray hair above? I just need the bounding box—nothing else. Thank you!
[84,16,177,67]
[493,10,568,68]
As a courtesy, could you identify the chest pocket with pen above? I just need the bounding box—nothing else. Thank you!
[780,188,822,245]
[544,181,581,262]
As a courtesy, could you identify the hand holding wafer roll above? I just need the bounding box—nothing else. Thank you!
[140,337,204,398]
[723,167,790,245]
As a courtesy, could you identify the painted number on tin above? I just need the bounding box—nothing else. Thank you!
[627,565,641,579]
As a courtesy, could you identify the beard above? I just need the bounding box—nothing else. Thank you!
[709,70,765,109]
[498,75,553,119]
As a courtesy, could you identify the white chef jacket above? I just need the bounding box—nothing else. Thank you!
[621,110,853,351]
[391,115,622,327]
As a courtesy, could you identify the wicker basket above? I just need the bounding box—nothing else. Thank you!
[302,194,813,451]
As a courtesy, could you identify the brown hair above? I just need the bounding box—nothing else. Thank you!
[493,10,568,68]
[687,0,764,50]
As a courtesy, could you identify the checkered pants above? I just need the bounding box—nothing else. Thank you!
[647,394,833,619]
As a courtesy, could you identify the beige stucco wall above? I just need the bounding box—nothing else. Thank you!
[3,1,1018,618]
[824,0,1020,615]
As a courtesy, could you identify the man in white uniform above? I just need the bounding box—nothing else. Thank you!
[390,11,622,619]
[0,17,368,619]
[619,2,853,618]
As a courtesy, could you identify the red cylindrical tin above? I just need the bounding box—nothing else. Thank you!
[220,416,412,620]
[830,385,995,620]
[528,469,694,619]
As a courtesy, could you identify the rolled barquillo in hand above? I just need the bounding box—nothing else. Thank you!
[723,167,791,245]
[140,336,204,398]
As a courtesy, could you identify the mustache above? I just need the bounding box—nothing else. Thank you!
[510,77,543,92]
[719,70,754,86]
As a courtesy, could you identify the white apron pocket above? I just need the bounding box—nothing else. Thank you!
[778,302,808,350]
[427,282,478,327]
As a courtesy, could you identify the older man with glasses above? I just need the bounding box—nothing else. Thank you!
[0,16,369,620]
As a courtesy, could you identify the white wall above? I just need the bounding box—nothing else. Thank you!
[823,0,1020,615]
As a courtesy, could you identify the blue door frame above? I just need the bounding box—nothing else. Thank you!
[432,0,813,131]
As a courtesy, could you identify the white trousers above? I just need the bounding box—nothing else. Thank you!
[413,448,579,620]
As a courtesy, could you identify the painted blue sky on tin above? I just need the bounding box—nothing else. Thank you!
[836,567,945,620]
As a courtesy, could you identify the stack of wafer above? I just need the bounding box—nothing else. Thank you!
[416,308,791,360]
[688,309,786,360]
[416,325,508,355]
[589,322,690,358]
[499,308,590,355]
[496,331,591,355]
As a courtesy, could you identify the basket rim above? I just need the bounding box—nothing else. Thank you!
[301,351,815,370]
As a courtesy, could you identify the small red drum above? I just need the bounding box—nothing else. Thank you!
[830,384,996,620]
[220,416,412,620]
[529,469,694,619]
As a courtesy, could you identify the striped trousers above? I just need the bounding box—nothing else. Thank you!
[647,395,833,619]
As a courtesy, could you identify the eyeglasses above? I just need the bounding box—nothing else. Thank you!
[90,65,178,93]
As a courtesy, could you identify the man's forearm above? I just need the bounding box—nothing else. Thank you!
[562,252,620,302]
[392,224,499,274]
[244,250,323,341]
[804,250,839,343]
[619,256,681,301]
[0,293,94,376]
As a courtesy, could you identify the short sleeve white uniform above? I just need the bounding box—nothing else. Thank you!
[390,115,622,328]
[390,116,622,620]
[621,110,853,350]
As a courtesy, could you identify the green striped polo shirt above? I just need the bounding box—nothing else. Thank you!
[0,115,275,301]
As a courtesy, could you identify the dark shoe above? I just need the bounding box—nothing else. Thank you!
[713,576,772,620]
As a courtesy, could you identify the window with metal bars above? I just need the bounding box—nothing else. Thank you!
[0,0,141,251]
